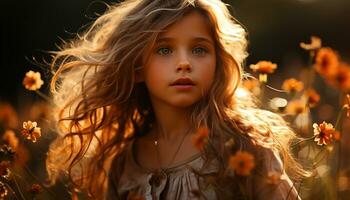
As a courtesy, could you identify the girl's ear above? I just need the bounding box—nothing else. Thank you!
[134,67,144,83]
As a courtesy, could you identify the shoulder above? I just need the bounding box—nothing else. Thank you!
[255,147,283,172]
[250,148,301,200]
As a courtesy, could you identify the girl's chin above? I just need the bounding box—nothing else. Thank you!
[169,99,199,108]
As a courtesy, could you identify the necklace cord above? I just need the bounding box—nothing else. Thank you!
[154,128,191,169]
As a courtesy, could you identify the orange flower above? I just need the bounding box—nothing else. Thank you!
[22,70,44,91]
[325,62,350,92]
[250,61,277,74]
[300,36,322,51]
[2,130,19,151]
[192,127,209,151]
[229,151,255,176]
[242,78,261,96]
[344,94,350,117]
[286,100,307,115]
[303,89,320,108]
[314,47,339,77]
[313,122,336,145]
[28,184,42,195]
[333,131,341,141]
[282,78,304,94]
[21,121,41,143]
[266,171,283,185]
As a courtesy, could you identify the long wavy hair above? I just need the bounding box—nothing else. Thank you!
[46,0,309,199]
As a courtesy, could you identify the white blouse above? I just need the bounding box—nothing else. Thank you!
[106,139,301,200]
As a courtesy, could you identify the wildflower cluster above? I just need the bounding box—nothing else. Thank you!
[2,33,349,200]
[0,71,47,199]
[243,36,350,198]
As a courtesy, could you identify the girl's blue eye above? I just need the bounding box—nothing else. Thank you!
[157,47,172,55]
[192,47,207,55]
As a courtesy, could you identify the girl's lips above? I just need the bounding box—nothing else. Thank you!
[171,85,194,90]
[170,77,195,86]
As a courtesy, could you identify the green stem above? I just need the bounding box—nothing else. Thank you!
[291,136,316,148]
[313,148,329,167]
[335,93,346,200]
[334,106,346,130]
[3,181,21,200]
[237,181,248,200]
[23,165,57,199]
[11,170,27,200]
[305,50,316,90]
[336,141,342,200]
[260,81,266,107]
[34,90,51,103]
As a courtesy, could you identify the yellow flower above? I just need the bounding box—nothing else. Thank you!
[282,78,304,94]
[192,127,209,151]
[22,70,44,91]
[286,100,307,115]
[314,47,339,78]
[21,121,41,143]
[300,36,322,51]
[229,151,255,176]
[250,61,277,74]
[303,89,320,108]
[313,122,336,146]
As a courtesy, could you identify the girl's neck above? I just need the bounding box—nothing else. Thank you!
[151,102,192,141]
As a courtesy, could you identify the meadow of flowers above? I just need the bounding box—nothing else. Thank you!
[0,36,349,199]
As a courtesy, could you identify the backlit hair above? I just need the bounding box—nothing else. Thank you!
[46,0,308,199]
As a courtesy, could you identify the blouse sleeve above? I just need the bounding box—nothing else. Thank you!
[252,148,301,200]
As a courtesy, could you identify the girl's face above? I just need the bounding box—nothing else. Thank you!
[141,11,216,108]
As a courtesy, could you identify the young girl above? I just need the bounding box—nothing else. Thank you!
[46,0,309,199]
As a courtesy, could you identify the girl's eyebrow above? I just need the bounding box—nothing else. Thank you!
[156,36,214,44]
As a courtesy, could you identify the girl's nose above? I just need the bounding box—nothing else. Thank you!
[176,62,192,72]
[176,52,192,72]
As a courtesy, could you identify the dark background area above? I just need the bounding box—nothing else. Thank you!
[0,0,349,199]
[1,0,350,105]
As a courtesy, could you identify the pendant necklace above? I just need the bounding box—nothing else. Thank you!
[149,128,190,188]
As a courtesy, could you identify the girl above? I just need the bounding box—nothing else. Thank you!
[46,0,309,199]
